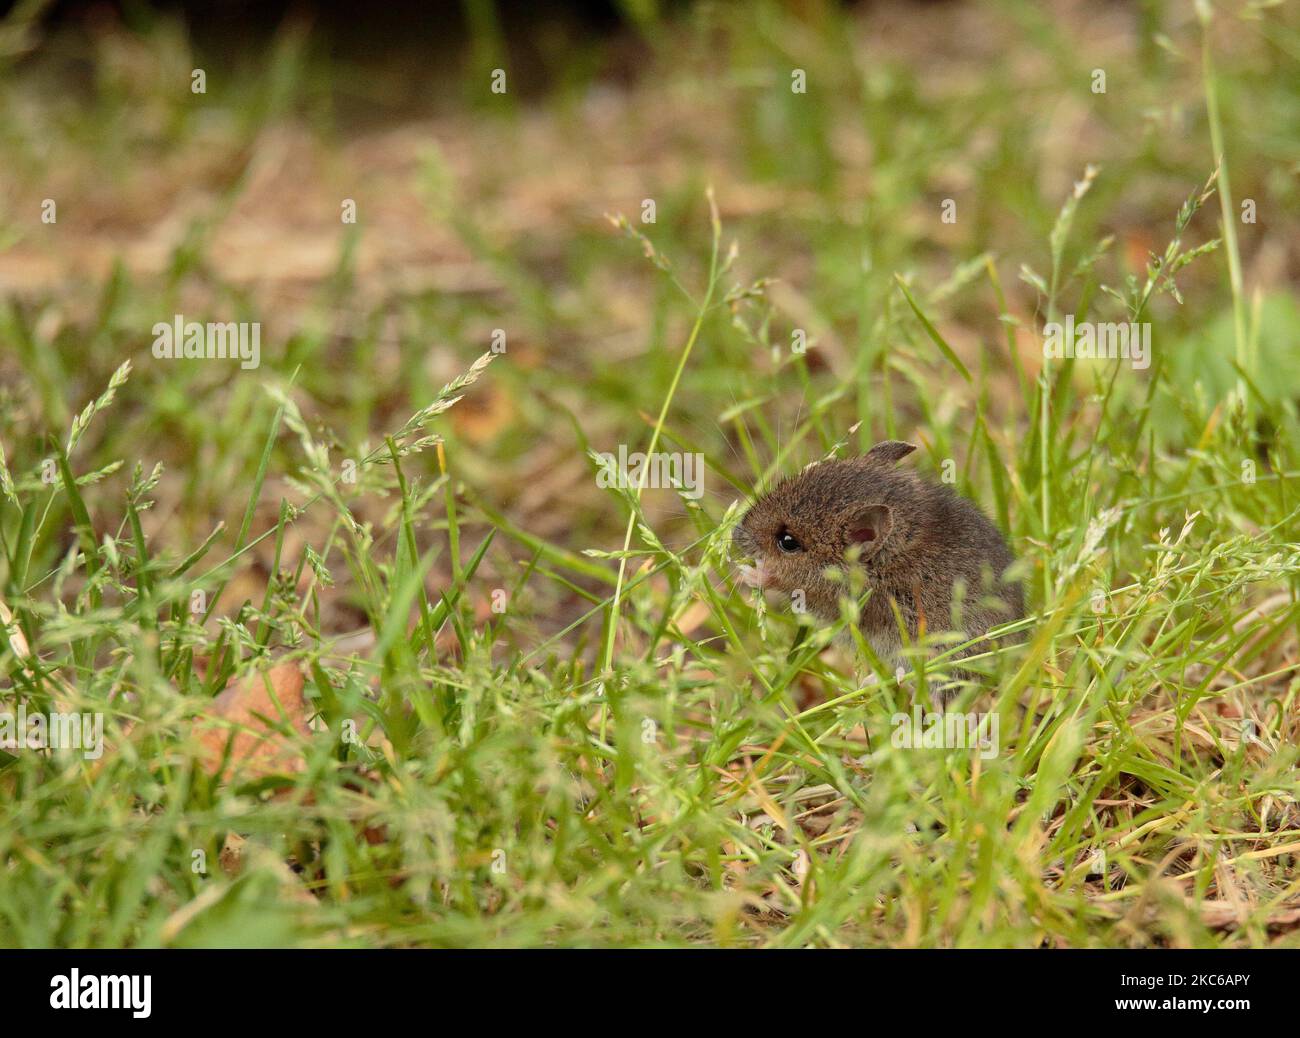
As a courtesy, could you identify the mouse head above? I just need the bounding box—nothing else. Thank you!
[732,441,919,617]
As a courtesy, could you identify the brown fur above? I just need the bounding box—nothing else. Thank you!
[733,441,1024,675]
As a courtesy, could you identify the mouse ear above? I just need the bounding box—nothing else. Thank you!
[865,440,917,465]
[846,503,892,556]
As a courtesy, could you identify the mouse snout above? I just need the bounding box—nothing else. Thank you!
[731,521,770,589]
[737,559,770,590]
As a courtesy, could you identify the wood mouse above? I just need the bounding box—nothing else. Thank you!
[732,440,1024,678]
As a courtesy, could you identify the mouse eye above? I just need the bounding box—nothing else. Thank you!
[775,529,803,554]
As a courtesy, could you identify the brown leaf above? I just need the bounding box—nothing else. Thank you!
[452,380,513,443]
[195,661,312,781]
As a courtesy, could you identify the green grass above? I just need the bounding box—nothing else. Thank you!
[1,0,1299,947]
